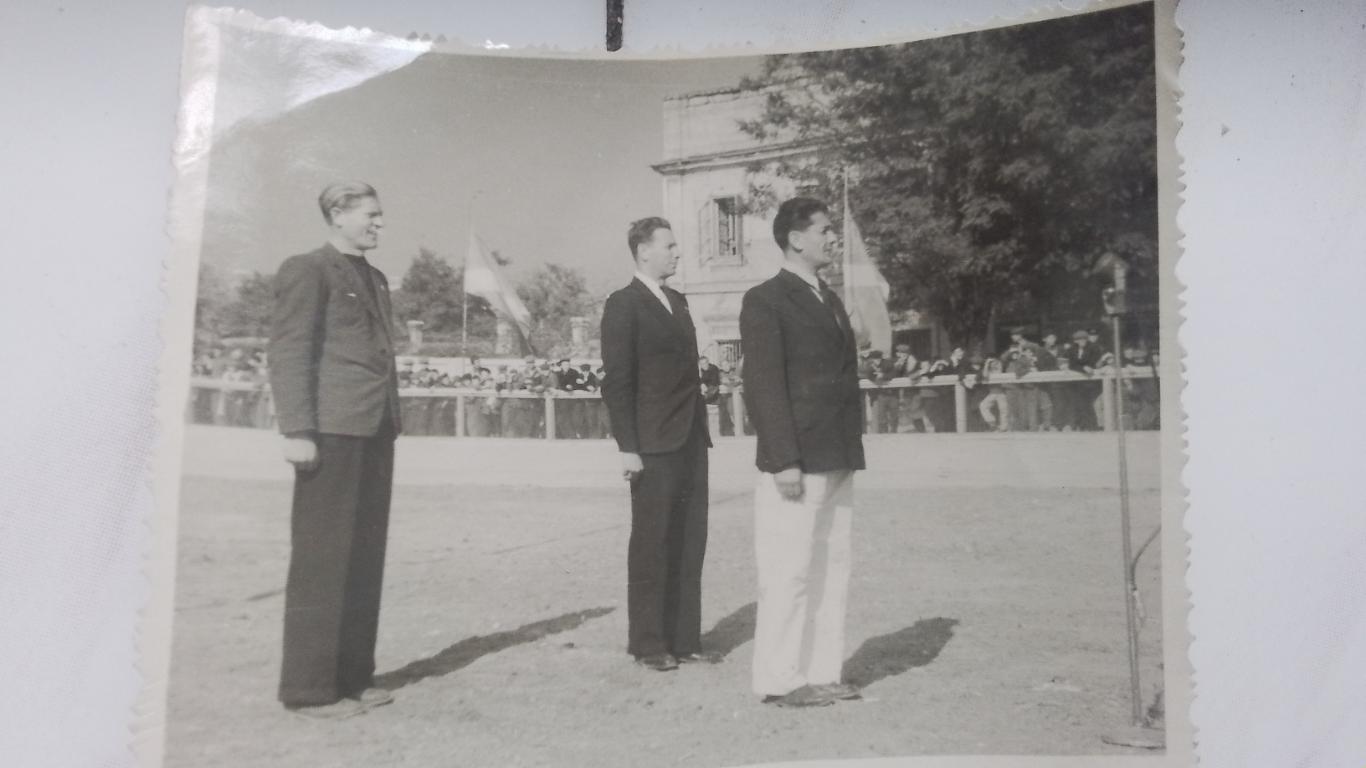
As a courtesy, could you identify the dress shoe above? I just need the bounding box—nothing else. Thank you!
[812,682,862,700]
[350,688,394,708]
[674,651,722,664]
[761,684,836,708]
[285,698,370,720]
[634,653,679,671]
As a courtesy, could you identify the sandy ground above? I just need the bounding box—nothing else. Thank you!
[165,429,1165,768]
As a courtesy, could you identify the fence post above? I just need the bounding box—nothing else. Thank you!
[864,389,875,434]
[954,382,968,433]
[455,394,466,437]
[1101,376,1116,432]
[212,388,227,426]
[544,395,556,440]
[732,389,746,435]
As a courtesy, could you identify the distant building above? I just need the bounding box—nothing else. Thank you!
[653,85,948,366]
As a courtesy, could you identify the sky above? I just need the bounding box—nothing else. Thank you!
[200,26,763,295]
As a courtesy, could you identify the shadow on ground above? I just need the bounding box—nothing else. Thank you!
[842,617,959,688]
[376,606,614,691]
[700,602,756,660]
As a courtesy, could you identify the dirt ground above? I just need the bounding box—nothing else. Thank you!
[165,432,1165,768]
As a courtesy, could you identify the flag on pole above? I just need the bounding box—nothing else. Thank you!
[841,205,894,354]
[464,232,536,354]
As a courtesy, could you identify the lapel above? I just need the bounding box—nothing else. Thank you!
[632,278,683,337]
[823,288,856,350]
[324,244,391,340]
[778,268,845,344]
[664,288,698,356]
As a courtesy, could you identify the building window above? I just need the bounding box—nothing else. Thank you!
[714,197,742,263]
[697,196,744,267]
[716,339,742,369]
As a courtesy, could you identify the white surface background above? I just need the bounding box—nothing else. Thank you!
[1,1,1363,766]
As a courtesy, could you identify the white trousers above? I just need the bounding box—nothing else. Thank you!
[751,469,854,696]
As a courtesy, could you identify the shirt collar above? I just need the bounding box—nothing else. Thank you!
[635,271,667,294]
[781,263,822,292]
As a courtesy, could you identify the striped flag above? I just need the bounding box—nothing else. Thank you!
[464,232,535,352]
[841,207,894,354]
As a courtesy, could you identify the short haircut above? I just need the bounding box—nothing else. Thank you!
[772,197,829,251]
[318,181,378,223]
[628,217,671,258]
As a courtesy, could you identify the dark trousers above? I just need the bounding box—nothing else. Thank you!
[627,427,709,658]
[278,424,395,707]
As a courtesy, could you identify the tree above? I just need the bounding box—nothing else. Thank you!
[392,248,465,335]
[194,262,231,343]
[219,271,275,339]
[516,262,597,356]
[738,3,1157,349]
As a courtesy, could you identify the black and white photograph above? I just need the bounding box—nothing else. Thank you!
[159,1,1187,765]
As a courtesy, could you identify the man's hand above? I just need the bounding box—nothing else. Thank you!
[620,452,644,482]
[773,466,804,501]
[282,436,319,471]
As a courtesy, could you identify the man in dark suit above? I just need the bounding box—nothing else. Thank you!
[1065,329,1104,430]
[600,217,713,672]
[269,181,401,719]
[740,197,866,708]
[698,356,722,405]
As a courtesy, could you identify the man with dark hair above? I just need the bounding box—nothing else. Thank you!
[600,217,714,672]
[698,355,721,405]
[1066,329,1104,430]
[740,197,865,708]
[554,359,583,438]
[270,181,400,719]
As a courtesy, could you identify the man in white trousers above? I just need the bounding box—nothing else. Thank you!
[739,197,867,708]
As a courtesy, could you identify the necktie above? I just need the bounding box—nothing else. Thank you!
[817,281,844,329]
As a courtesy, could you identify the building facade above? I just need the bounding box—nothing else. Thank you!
[653,85,946,367]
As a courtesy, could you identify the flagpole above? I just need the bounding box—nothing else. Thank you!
[842,168,852,304]
[463,190,480,358]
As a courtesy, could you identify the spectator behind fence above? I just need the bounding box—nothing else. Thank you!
[699,356,722,405]
[858,349,898,433]
[978,357,1010,432]
[1064,329,1104,430]
[1001,327,1049,431]
[1123,344,1161,430]
[717,360,740,436]
[1038,333,1073,431]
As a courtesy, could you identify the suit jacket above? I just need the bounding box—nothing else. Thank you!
[600,278,710,455]
[269,242,401,437]
[739,269,866,474]
[1065,341,1102,373]
[555,368,582,390]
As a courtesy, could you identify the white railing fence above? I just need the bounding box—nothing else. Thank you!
[187,368,1159,438]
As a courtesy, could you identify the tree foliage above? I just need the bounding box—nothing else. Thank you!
[738,4,1157,348]
[218,272,275,338]
[392,248,466,335]
[517,262,599,356]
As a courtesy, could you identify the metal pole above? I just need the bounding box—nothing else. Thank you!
[1113,314,1143,727]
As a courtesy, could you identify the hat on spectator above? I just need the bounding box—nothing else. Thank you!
[1072,330,1088,340]
[1009,325,1027,335]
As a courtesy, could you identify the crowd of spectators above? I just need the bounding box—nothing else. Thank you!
[189,329,1160,436]
[857,325,1161,433]
[399,357,611,439]
[192,346,268,384]
[189,346,271,426]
